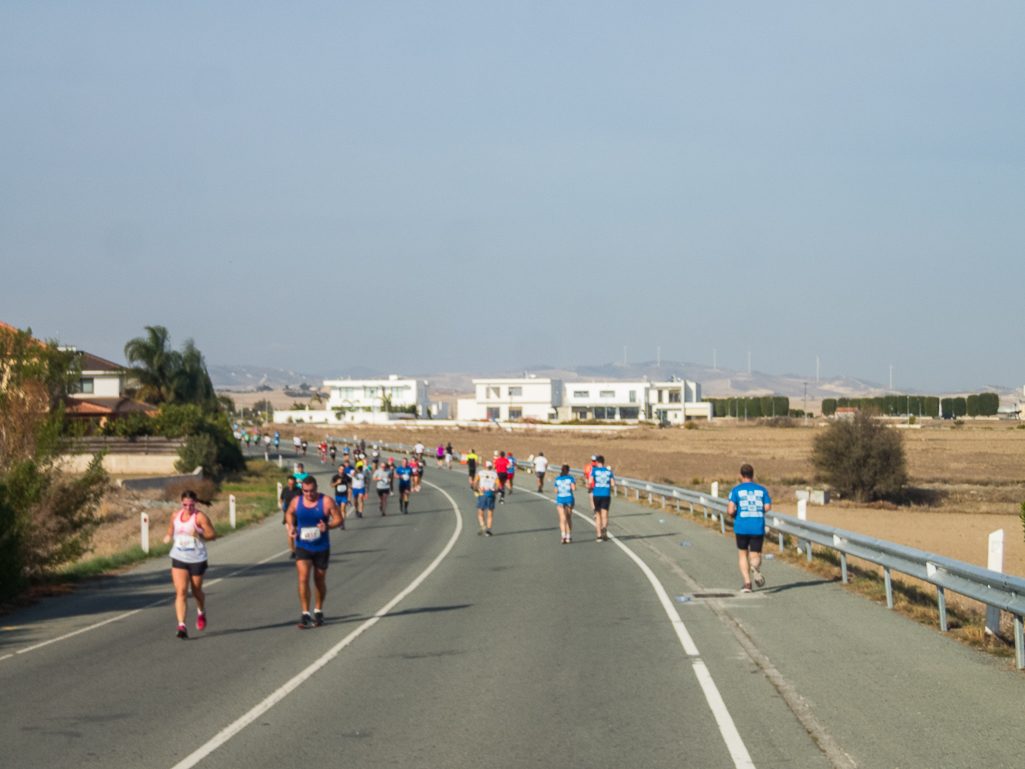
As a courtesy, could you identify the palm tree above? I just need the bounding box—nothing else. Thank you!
[124,326,178,404]
[173,339,216,408]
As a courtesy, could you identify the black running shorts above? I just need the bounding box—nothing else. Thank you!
[295,546,331,570]
[171,559,208,576]
[593,496,610,511]
[735,534,764,552]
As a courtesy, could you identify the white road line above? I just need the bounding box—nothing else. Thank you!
[522,487,755,769]
[2,549,292,661]
[169,480,464,769]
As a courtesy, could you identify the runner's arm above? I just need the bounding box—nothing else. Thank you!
[195,512,217,540]
[162,518,175,544]
[727,501,737,517]
[323,497,343,530]
[285,498,299,537]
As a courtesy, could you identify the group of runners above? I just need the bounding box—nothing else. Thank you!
[167,431,771,636]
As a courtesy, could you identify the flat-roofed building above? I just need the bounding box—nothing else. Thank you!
[647,378,711,423]
[324,375,430,416]
[458,376,562,422]
[564,381,647,421]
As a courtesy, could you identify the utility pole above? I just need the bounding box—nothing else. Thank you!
[804,382,808,426]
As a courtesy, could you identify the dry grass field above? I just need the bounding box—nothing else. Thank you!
[275,421,1025,578]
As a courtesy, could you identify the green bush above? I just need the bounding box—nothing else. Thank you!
[176,434,218,478]
[966,394,980,417]
[821,398,837,417]
[952,397,967,417]
[978,392,999,417]
[924,397,940,418]
[811,410,908,502]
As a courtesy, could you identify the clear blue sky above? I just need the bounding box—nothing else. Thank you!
[2,2,1022,392]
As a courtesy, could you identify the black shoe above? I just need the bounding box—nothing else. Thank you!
[485,529,493,536]
[298,613,313,629]
[176,625,188,639]
[313,610,325,627]
[290,552,297,560]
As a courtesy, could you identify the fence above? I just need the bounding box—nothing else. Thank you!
[62,436,185,455]
[325,435,1025,669]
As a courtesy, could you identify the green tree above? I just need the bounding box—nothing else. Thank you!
[924,397,940,418]
[821,398,838,417]
[0,325,108,601]
[952,397,967,417]
[124,327,216,409]
[966,394,980,417]
[978,392,999,416]
[811,410,908,502]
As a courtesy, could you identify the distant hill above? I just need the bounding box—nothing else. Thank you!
[209,364,383,391]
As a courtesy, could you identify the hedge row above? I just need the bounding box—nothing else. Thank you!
[820,393,999,418]
[702,396,790,419]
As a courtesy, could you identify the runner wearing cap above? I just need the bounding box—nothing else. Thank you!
[589,455,615,541]
[474,461,499,536]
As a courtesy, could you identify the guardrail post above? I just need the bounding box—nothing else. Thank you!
[778,531,784,553]
[229,494,236,529]
[937,587,947,632]
[140,513,149,553]
[720,514,725,534]
[648,488,653,503]
[636,488,640,501]
[840,553,848,584]
[676,496,680,512]
[884,567,894,609]
[986,529,1004,635]
[661,495,665,509]
[689,502,694,515]
[1015,615,1024,669]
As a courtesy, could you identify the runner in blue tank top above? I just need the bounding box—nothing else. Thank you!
[285,476,344,628]
[553,464,576,544]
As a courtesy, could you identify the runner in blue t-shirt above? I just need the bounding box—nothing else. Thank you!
[395,458,414,514]
[727,463,772,592]
[589,456,616,541]
[553,465,576,544]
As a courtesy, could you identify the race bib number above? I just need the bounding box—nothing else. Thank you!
[174,535,197,551]
[300,526,322,542]
[336,484,347,495]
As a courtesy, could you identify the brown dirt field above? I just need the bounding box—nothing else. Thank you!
[275,420,1025,489]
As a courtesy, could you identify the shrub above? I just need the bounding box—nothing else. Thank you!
[978,392,999,417]
[684,421,698,430]
[952,397,967,417]
[966,394,980,417]
[811,410,908,502]
[821,398,837,417]
[924,397,940,418]
[176,434,218,478]
[759,416,798,428]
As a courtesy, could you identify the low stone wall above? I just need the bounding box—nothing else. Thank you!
[117,467,203,491]
[58,454,180,475]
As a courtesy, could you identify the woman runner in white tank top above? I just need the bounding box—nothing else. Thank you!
[163,489,217,639]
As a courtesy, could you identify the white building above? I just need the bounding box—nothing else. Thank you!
[457,376,563,422]
[647,378,711,423]
[564,381,646,421]
[324,375,430,417]
[562,378,711,422]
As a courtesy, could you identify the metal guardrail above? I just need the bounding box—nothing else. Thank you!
[325,435,1025,668]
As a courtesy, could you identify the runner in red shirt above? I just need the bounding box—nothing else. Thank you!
[494,451,510,504]
[583,455,597,513]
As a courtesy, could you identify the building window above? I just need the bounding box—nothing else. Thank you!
[657,389,663,403]
[572,407,589,419]
[600,390,615,399]
[390,387,406,398]
[487,386,500,399]
[573,391,589,398]
[336,387,355,400]
[508,387,522,397]
[594,407,611,419]
[509,408,522,419]
[620,407,639,420]
[73,377,94,394]
[629,390,636,403]
[669,391,681,403]
[364,387,378,398]
[487,407,501,420]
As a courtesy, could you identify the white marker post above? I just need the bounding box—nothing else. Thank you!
[140,512,149,554]
[277,454,283,468]
[797,499,808,556]
[277,482,283,513]
[711,481,719,498]
[986,529,1005,635]
[229,494,237,529]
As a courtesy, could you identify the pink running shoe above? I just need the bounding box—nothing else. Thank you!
[196,613,207,630]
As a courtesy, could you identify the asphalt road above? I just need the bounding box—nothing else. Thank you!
[1,451,1023,768]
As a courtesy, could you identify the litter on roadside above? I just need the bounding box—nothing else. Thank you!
[764,554,775,559]
[675,596,692,603]
[680,542,691,546]
[658,519,666,523]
